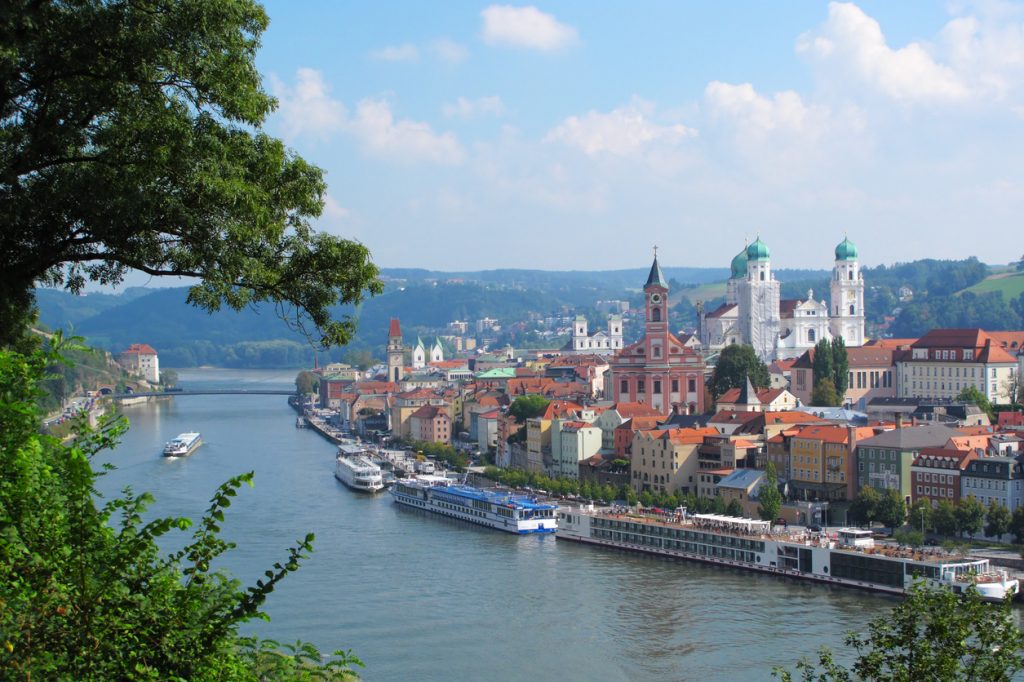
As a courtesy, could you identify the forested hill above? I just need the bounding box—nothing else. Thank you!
[35,259,1023,368]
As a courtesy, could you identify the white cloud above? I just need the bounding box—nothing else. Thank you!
[269,68,346,140]
[442,96,506,118]
[545,103,696,157]
[349,98,465,165]
[322,194,350,219]
[369,44,419,62]
[480,5,578,51]
[705,82,832,135]
[940,13,1024,102]
[432,38,469,63]
[797,2,969,103]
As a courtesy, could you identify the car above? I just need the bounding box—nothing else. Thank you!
[808,524,823,533]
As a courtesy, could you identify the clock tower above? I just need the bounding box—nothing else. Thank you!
[829,237,865,346]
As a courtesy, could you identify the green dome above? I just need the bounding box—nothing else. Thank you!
[835,237,858,261]
[746,237,770,261]
[730,248,748,278]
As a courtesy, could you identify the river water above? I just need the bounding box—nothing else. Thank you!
[95,369,894,681]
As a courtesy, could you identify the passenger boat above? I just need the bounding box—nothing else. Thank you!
[334,454,385,493]
[163,432,203,457]
[391,479,558,534]
[556,508,1018,601]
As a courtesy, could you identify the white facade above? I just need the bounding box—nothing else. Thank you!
[553,423,602,479]
[829,247,866,347]
[412,338,426,369]
[736,240,782,362]
[568,314,624,355]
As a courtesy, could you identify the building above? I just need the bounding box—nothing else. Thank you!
[910,447,977,509]
[408,404,452,445]
[609,253,706,415]
[563,314,624,355]
[631,427,719,495]
[787,425,875,501]
[715,380,798,413]
[119,343,159,383]
[895,328,1020,404]
[699,237,865,361]
[552,421,602,479]
[855,424,959,502]
[961,456,1024,511]
[790,346,896,409]
[386,318,405,383]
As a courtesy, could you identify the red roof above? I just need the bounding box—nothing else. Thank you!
[122,343,158,355]
[410,404,448,420]
[612,402,664,419]
[388,318,402,337]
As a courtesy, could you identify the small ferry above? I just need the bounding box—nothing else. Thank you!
[556,508,1018,601]
[163,432,203,457]
[391,479,558,534]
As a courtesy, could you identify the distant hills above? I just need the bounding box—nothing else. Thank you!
[34,260,1024,369]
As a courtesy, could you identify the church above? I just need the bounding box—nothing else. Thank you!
[699,237,865,361]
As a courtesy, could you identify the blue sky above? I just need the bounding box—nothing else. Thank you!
[255,1,1024,272]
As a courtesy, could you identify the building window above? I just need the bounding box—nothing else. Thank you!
[638,380,646,394]
[654,380,661,395]
[672,379,679,393]
[808,329,816,342]
[688,378,696,392]
[620,379,628,394]
[760,271,765,281]
[652,307,661,322]
[849,305,855,315]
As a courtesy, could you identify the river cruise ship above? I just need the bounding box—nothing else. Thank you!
[556,508,1018,601]
[391,479,558,534]
[163,432,202,457]
[334,453,385,493]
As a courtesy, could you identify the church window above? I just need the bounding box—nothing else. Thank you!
[808,329,816,342]
[760,271,765,281]
[849,305,855,315]
[652,307,661,322]
[653,346,661,358]
[688,378,696,392]
[654,380,661,395]
[849,271,853,280]
[638,379,646,394]
[621,379,628,394]
[672,379,679,393]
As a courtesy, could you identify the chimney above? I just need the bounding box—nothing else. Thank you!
[895,413,903,430]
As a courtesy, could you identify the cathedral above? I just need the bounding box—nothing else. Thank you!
[699,237,865,361]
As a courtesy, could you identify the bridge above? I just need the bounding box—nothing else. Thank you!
[105,389,296,399]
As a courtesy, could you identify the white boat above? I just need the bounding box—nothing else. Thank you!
[391,478,558,534]
[556,509,1018,601]
[163,432,202,457]
[335,455,385,493]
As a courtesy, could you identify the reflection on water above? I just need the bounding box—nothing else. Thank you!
[95,369,894,681]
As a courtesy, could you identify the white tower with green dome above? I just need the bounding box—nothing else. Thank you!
[737,237,781,361]
[829,237,865,346]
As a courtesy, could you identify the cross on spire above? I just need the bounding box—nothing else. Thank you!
[653,245,658,259]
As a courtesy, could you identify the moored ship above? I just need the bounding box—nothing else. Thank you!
[163,432,203,457]
[335,454,385,493]
[556,508,1018,601]
[391,479,558,534]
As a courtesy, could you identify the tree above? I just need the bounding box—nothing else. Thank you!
[295,370,319,395]
[508,395,550,423]
[160,368,179,387]
[810,377,842,407]
[726,498,744,517]
[957,386,994,421]
[875,489,906,531]
[625,488,639,507]
[710,344,770,398]
[830,337,849,396]
[0,341,361,678]
[986,501,1012,539]
[758,462,782,522]
[712,496,727,514]
[908,498,931,535]
[957,496,986,539]
[932,500,959,537]
[639,490,654,508]
[1011,506,1024,544]
[0,0,382,348]
[812,339,834,388]
[774,582,1024,681]
[848,486,881,527]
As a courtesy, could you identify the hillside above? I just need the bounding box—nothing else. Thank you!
[964,271,1024,300]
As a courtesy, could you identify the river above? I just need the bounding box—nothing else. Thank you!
[95,369,894,681]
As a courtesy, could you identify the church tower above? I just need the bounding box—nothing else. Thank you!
[829,237,865,347]
[387,318,405,382]
[737,237,781,361]
[412,337,426,369]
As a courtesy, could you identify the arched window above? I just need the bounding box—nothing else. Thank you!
[760,271,765,281]
[808,329,816,342]
[652,307,661,322]
[848,270,854,280]
[849,305,855,315]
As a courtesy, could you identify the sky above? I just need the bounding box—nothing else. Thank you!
[253,1,1024,272]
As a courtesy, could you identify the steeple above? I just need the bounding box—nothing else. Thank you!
[645,247,668,289]
[737,375,761,409]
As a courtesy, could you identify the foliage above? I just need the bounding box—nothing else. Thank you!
[295,370,320,396]
[1011,505,1024,544]
[710,344,770,399]
[956,496,986,539]
[957,385,995,421]
[848,486,880,527]
[831,337,849,395]
[161,368,179,387]
[725,498,744,517]
[758,462,782,522]
[396,438,469,470]
[508,395,551,423]
[811,378,842,407]
[774,581,1024,681]
[890,290,1024,338]
[0,343,358,679]
[812,339,834,391]
[1,0,382,349]
[986,501,1012,539]
[907,499,931,533]
[875,489,906,531]
[893,528,924,547]
[931,500,959,537]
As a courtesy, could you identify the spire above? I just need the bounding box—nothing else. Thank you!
[388,318,402,338]
[645,249,668,289]
[738,375,761,406]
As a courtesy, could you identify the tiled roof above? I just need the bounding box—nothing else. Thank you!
[706,302,737,319]
[122,343,158,355]
[410,404,448,420]
[791,346,894,369]
[857,424,958,449]
[388,318,402,337]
